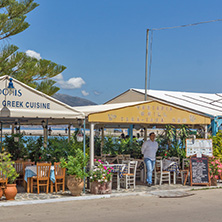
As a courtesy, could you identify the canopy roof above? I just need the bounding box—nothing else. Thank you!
[73,100,211,126]
[0,76,84,125]
[105,89,222,118]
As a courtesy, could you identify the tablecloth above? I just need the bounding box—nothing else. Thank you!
[24,165,55,183]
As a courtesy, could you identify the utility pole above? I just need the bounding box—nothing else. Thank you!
[144,29,149,101]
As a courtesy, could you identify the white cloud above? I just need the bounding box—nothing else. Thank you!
[81,90,89,96]
[25,50,42,60]
[54,74,86,89]
[94,90,101,95]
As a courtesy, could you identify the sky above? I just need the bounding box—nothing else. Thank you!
[7,0,222,104]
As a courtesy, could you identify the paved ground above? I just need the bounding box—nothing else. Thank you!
[1,188,222,222]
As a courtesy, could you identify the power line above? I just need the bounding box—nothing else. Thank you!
[151,18,222,31]
[146,19,222,92]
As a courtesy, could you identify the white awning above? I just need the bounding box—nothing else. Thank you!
[0,76,85,122]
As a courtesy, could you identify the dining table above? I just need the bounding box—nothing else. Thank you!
[103,163,128,190]
[24,165,55,193]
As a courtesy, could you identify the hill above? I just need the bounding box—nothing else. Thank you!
[52,93,97,106]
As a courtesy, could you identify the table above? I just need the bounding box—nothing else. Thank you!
[103,164,128,190]
[162,159,180,184]
[24,165,55,193]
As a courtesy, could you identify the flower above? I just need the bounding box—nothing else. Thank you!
[209,157,222,180]
[89,159,113,183]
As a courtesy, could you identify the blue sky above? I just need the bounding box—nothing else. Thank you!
[8,0,222,104]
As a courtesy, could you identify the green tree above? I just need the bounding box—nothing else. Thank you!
[0,1,66,96]
[0,0,39,40]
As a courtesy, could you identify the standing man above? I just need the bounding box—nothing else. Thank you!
[141,132,158,187]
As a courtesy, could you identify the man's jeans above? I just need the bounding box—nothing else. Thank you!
[144,158,155,184]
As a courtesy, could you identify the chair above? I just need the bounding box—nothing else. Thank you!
[13,160,24,185]
[120,161,138,189]
[23,161,35,188]
[31,163,51,194]
[117,155,124,164]
[154,160,171,185]
[0,171,8,189]
[177,158,190,185]
[168,157,180,165]
[51,162,66,192]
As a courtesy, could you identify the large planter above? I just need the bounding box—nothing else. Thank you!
[4,184,17,200]
[211,177,217,186]
[90,181,112,194]
[67,175,84,196]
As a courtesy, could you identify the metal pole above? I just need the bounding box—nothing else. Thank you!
[145,29,149,101]
[101,126,104,156]
[83,119,86,193]
[0,122,2,151]
[204,125,208,139]
[90,123,95,169]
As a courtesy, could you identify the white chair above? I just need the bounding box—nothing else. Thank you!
[154,160,171,185]
[120,161,138,189]
[178,158,190,185]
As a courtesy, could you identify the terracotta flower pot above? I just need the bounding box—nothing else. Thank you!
[90,181,101,194]
[0,187,3,199]
[90,181,112,195]
[211,177,217,186]
[67,175,84,196]
[4,184,17,200]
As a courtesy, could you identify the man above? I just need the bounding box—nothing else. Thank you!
[141,132,158,187]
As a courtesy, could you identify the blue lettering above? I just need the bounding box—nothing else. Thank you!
[18,89,22,97]
[2,100,6,106]
[26,102,29,108]
[12,101,15,107]
[3,88,9,96]
[37,102,40,108]
[7,101,11,107]
[20,102,23,107]
[47,103,50,109]
[16,101,20,107]
[42,103,46,108]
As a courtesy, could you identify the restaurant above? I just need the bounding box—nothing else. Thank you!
[0,75,220,200]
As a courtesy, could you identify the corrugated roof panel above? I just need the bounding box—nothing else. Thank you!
[133,89,222,117]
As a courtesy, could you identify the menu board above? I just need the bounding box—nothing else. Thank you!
[186,139,213,157]
[190,156,210,186]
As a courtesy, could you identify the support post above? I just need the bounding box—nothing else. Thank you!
[68,124,71,142]
[11,124,15,135]
[83,119,86,193]
[144,127,147,141]
[145,29,149,101]
[43,119,48,149]
[129,124,133,141]
[101,126,104,156]
[204,125,208,139]
[0,122,2,151]
[90,123,95,169]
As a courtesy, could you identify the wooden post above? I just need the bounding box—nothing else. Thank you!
[68,124,71,142]
[144,127,147,141]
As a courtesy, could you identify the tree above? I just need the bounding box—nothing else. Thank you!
[0,1,66,96]
[0,0,39,40]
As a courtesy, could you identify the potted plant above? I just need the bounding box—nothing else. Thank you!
[0,152,19,200]
[89,159,113,194]
[60,148,88,196]
[209,156,222,186]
